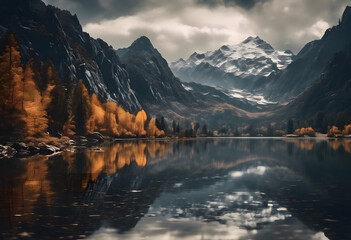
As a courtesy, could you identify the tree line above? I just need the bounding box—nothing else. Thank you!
[0,32,164,139]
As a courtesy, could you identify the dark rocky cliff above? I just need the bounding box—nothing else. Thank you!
[0,0,141,112]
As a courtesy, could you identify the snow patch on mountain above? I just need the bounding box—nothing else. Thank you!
[182,83,193,91]
[219,87,277,105]
[171,36,294,79]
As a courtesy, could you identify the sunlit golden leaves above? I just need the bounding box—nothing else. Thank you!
[294,127,316,137]
[86,93,105,133]
[147,118,165,137]
[22,60,49,136]
[85,94,161,137]
[342,124,351,135]
[83,142,148,182]
[0,34,163,138]
[327,126,342,137]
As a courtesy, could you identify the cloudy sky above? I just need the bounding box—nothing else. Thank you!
[45,0,349,61]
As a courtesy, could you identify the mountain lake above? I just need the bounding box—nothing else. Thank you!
[0,138,350,240]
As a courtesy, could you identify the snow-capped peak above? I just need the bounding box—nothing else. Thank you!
[170,36,294,79]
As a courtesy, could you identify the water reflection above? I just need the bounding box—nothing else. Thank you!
[0,138,350,239]
[327,139,351,154]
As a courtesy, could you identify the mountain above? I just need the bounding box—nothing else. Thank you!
[182,82,276,111]
[170,36,294,90]
[0,0,262,127]
[281,43,351,121]
[258,6,351,101]
[117,36,265,126]
[116,36,195,108]
[3,0,349,129]
[0,0,140,112]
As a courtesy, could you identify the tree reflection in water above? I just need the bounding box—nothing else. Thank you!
[0,138,350,240]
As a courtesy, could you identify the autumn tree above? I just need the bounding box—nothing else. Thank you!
[35,60,57,95]
[342,124,351,135]
[294,127,316,137]
[327,126,342,137]
[135,110,147,136]
[0,33,164,139]
[0,32,24,135]
[102,101,120,136]
[86,93,105,133]
[22,59,48,136]
[147,118,164,137]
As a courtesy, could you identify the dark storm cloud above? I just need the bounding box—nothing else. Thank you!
[44,0,144,23]
[197,0,268,10]
[45,0,350,61]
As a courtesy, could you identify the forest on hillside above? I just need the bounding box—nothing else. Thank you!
[0,32,164,139]
[1,31,351,140]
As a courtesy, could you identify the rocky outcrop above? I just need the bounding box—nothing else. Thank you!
[116,36,195,108]
[0,145,17,159]
[0,142,62,159]
[0,0,141,112]
[38,143,61,155]
[259,6,351,101]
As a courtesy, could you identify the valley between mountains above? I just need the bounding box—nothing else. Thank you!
[1,0,351,139]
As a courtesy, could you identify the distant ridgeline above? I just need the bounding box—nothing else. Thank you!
[1,0,351,138]
[0,32,164,138]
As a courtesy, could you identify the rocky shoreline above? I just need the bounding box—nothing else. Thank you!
[0,132,105,160]
[1,133,350,160]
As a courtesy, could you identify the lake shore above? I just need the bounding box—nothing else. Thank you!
[1,133,350,160]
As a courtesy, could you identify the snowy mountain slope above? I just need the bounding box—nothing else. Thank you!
[116,36,271,126]
[170,36,294,89]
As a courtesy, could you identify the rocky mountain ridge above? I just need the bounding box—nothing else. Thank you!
[0,0,140,112]
[170,36,294,90]
[257,6,351,101]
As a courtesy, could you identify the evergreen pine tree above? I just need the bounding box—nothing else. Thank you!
[72,79,90,135]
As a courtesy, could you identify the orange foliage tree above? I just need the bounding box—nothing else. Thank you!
[342,124,351,135]
[72,79,163,137]
[147,118,165,137]
[85,93,161,137]
[0,33,164,138]
[294,127,316,137]
[327,126,342,137]
[22,60,48,136]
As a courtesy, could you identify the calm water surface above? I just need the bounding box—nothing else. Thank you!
[0,138,351,240]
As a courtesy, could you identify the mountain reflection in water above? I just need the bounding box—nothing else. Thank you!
[0,138,350,240]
